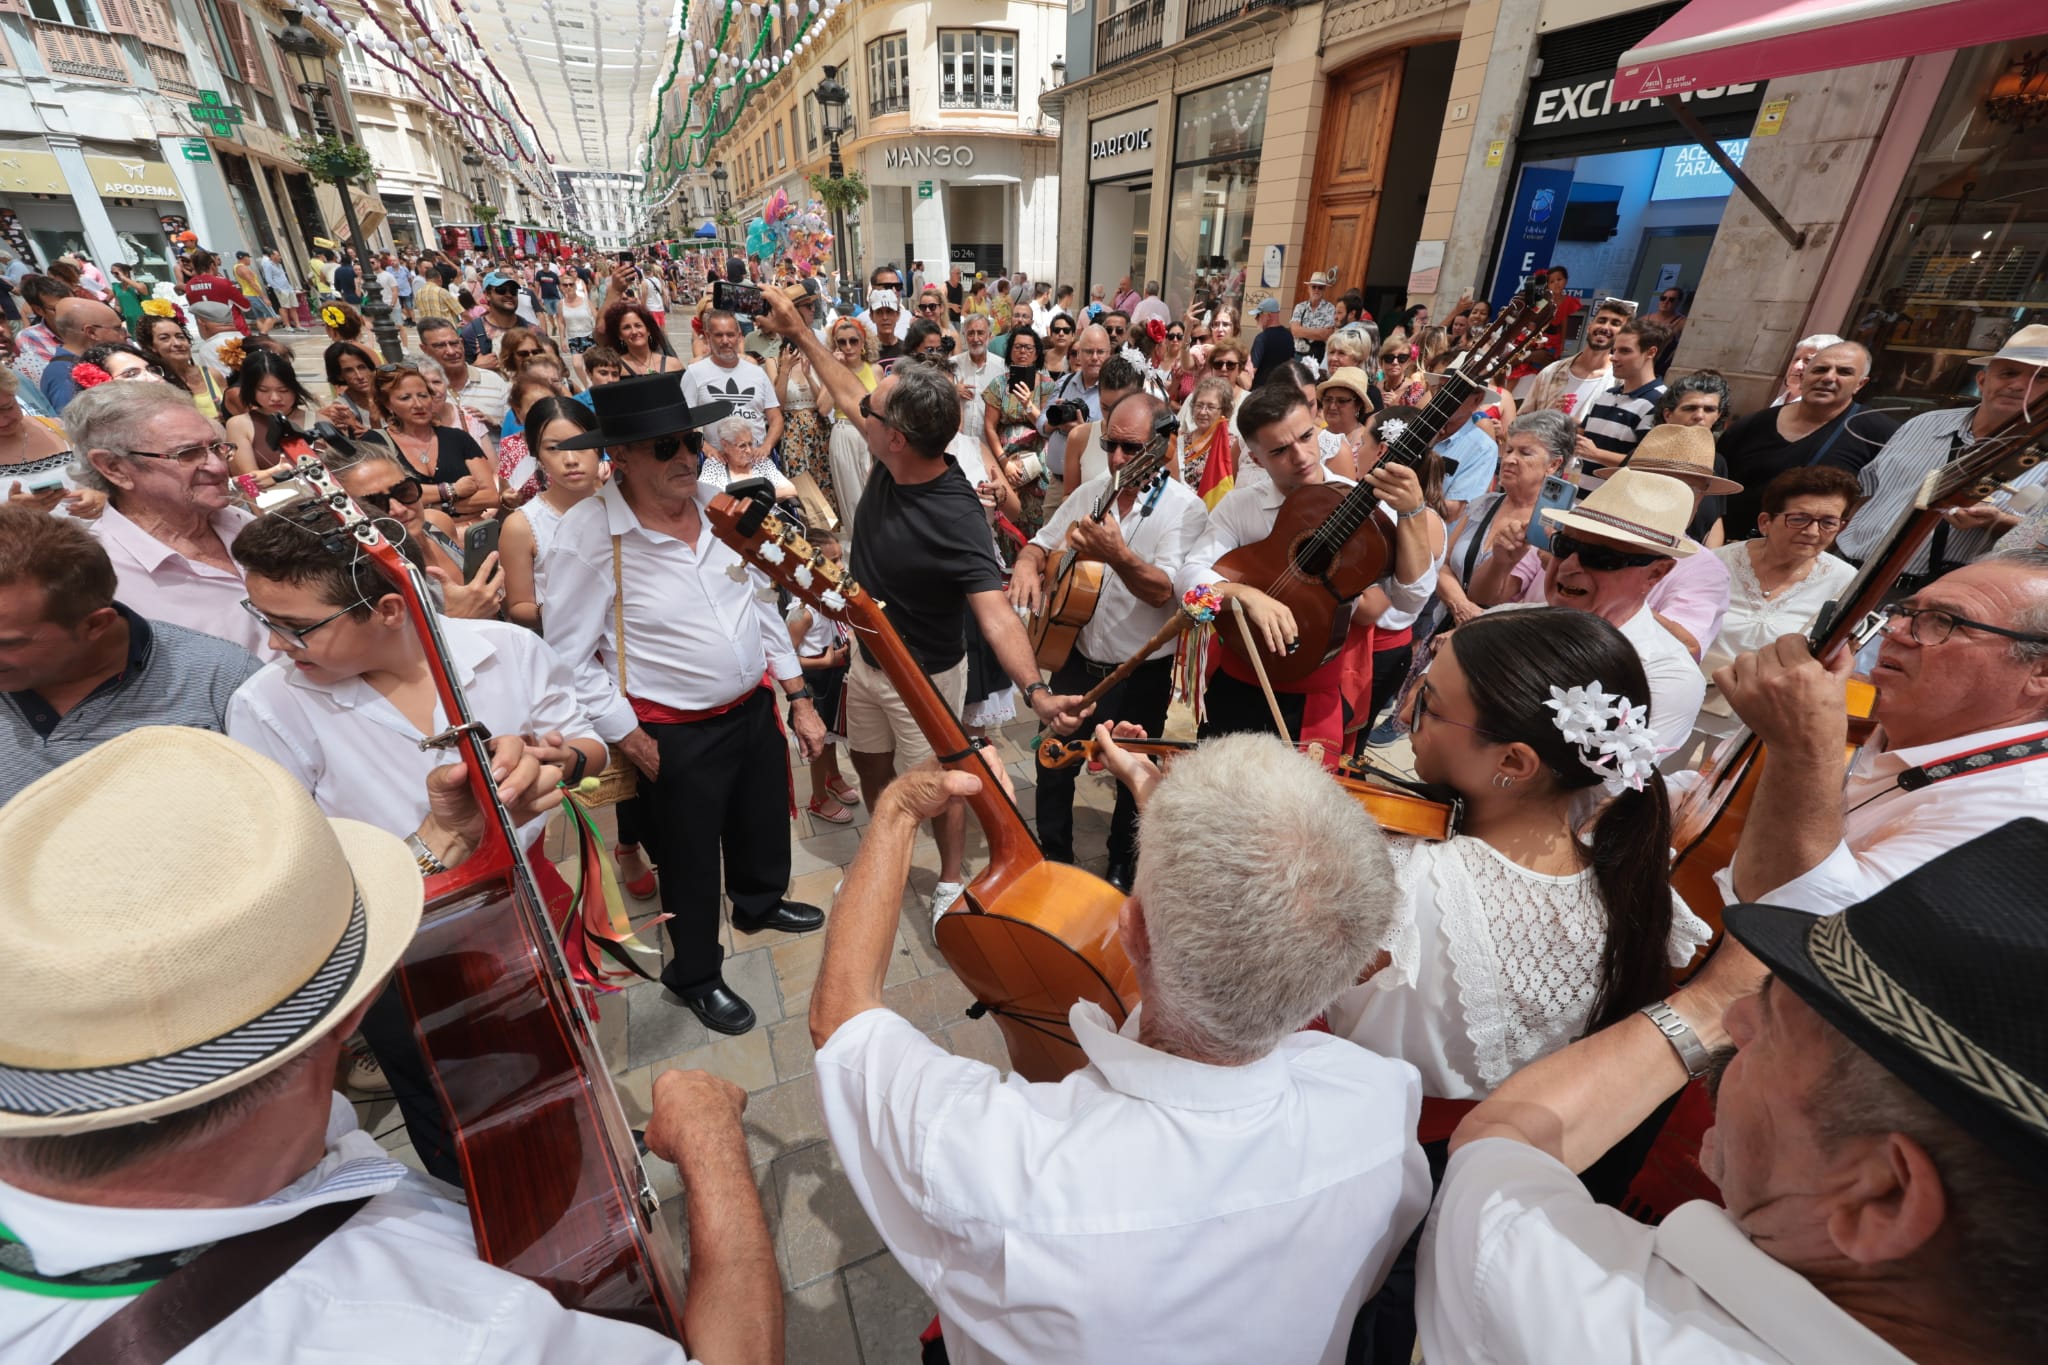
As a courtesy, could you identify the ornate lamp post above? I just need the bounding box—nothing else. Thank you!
[815,67,853,305]
[277,9,403,361]
[711,160,730,211]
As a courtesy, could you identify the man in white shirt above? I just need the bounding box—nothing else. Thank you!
[1712,547,2048,914]
[682,310,782,458]
[952,313,1003,441]
[1422,820,2048,1365]
[1487,467,1707,756]
[1028,281,1060,334]
[418,317,510,439]
[0,727,775,1365]
[813,735,1431,1365]
[1521,297,1630,418]
[1008,393,1207,888]
[543,374,827,1037]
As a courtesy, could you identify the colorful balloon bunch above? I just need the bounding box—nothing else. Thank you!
[743,190,835,274]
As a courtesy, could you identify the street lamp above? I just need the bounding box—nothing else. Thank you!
[711,159,730,211]
[277,8,403,362]
[816,66,852,303]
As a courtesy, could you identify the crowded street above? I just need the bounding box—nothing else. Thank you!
[2,0,2047,1362]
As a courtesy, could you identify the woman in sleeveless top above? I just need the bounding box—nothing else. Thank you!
[775,342,831,504]
[500,397,600,633]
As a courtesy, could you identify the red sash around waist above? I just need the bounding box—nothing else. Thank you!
[629,689,754,726]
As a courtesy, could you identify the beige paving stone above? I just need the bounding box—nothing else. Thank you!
[784,1272,863,1362]
[723,944,786,1027]
[844,1251,937,1365]
[743,1074,830,1167]
[654,1026,778,1095]
[774,1141,884,1288]
[769,1016,818,1082]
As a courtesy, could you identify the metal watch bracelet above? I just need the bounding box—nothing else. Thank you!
[1639,999,1713,1079]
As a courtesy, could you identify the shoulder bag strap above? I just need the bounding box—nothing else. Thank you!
[1461,497,1505,584]
[54,1197,369,1365]
[1804,402,1862,467]
[610,533,628,696]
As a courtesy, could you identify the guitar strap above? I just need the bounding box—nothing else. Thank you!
[52,1198,369,1365]
[1894,729,2048,792]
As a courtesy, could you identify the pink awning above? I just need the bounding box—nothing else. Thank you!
[1614,0,2046,101]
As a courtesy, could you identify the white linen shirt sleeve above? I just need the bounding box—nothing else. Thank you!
[502,624,600,745]
[754,572,802,685]
[541,505,639,744]
[225,670,322,790]
[1031,473,1101,553]
[1175,485,1265,598]
[1381,508,1446,617]
[1713,825,1966,917]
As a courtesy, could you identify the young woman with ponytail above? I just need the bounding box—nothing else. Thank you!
[1327,605,1708,1101]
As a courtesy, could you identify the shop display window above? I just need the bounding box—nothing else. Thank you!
[1165,73,1269,322]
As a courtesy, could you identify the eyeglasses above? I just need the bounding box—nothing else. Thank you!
[918,302,941,313]
[512,348,545,360]
[356,480,423,514]
[1413,682,1512,743]
[1212,359,1241,372]
[1049,326,1073,336]
[1770,512,1845,532]
[240,596,369,650]
[1548,532,1663,573]
[1166,330,1185,340]
[1102,438,1150,457]
[1105,326,1127,336]
[127,439,235,465]
[833,335,864,348]
[1878,605,2048,648]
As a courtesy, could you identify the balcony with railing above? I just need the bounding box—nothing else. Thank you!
[1095,0,1166,69]
[28,18,127,82]
[1186,0,1255,38]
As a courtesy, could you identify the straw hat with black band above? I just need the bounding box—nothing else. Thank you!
[1539,466,1698,558]
[0,729,423,1137]
[1606,423,1741,496]
[1726,818,2048,1183]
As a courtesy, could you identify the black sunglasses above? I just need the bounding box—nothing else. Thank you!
[1049,325,1073,335]
[358,480,424,513]
[1549,531,1664,572]
[1166,330,1184,340]
[1102,438,1149,457]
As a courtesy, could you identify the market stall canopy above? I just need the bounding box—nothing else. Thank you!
[1614,0,2045,101]
[694,221,719,239]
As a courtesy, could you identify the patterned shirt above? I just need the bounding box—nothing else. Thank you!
[1834,405,2048,573]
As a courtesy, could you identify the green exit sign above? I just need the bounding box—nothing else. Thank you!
[917,180,933,200]
[181,138,212,161]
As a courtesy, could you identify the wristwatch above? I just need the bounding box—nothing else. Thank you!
[1022,681,1050,707]
[406,832,449,878]
[1639,999,1712,1078]
[784,683,817,704]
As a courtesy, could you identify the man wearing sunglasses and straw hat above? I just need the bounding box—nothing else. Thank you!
[1483,466,1708,759]
[0,728,775,1362]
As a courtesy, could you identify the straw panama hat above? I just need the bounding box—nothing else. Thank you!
[1970,323,2048,370]
[1315,366,1376,409]
[1541,467,1698,557]
[0,728,422,1136]
[1599,423,1740,496]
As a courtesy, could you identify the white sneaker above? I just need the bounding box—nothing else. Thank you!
[931,880,965,928]
[344,1038,387,1095]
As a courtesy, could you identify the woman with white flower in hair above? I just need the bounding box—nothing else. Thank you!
[1331,604,1708,1358]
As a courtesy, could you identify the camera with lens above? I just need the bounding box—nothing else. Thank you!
[1043,401,1085,427]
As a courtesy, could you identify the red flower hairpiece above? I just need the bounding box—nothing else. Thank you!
[1145,317,1167,344]
[70,362,113,390]
[691,315,704,335]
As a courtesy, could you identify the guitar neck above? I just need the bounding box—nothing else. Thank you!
[1319,371,1476,538]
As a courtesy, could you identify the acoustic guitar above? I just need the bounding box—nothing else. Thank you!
[1027,411,1179,671]
[1213,285,1554,685]
[1669,404,2048,929]
[707,481,1134,1083]
[266,421,690,1338]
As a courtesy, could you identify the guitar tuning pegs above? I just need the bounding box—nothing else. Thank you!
[726,562,749,583]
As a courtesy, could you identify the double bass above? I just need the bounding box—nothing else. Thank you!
[1670,403,2048,927]
[1213,284,1554,685]
[1026,411,1179,671]
[706,482,1133,1083]
[264,421,689,1337]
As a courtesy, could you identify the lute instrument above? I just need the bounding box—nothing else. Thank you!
[1213,284,1554,685]
[263,418,690,1337]
[1027,411,1179,671]
[1669,403,2048,930]
[707,480,1134,1083]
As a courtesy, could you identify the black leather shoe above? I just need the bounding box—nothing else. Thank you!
[1104,856,1136,894]
[670,978,756,1036]
[732,900,826,935]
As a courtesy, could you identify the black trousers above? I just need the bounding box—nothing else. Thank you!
[1035,651,1173,866]
[1199,670,1352,741]
[638,688,792,990]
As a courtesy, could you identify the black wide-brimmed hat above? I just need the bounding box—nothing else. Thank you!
[1726,819,2048,1182]
[556,370,734,451]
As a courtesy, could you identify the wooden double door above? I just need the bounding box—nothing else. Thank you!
[1298,52,1404,302]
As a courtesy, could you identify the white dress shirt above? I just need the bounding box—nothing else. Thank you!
[955,349,1005,443]
[544,481,800,743]
[0,1095,693,1364]
[817,1004,1430,1365]
[1179,476,1438,620]
[457,364,511,433]
[1419,1139,1915,1364]
[1713,719,2048,915]
[1328,837,1711,1099]
[1031,471,1209,663]
[91,503,276,660]
[226,616,594,847]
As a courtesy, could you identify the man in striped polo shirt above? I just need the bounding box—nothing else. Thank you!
[1574,317,1672,482]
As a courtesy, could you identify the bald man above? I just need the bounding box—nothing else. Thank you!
[40,298,129,410]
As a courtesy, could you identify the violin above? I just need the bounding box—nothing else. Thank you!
[1035,735,1463,842]
[261,418,690,1338]
[706,481,1134,1084]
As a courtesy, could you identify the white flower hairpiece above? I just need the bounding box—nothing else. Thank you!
[1543,683,1660,796]
[1378,417,1408,445]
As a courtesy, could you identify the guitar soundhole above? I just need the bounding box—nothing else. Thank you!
[1290,531,1335,579]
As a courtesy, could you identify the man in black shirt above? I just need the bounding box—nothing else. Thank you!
[1718,341,1898,536]
[1249,297,1295,387]
[758,286,1089,921]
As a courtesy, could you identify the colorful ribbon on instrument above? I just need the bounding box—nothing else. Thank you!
[1171,585,1223,725]
[556,791,671,995]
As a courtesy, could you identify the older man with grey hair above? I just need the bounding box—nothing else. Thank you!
[809,733,1430,1365]
[67,381,274,658]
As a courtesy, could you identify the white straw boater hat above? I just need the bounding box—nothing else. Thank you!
[1969,323,2048,370]
[1541,467,1698,557]
[0,728,422,1136]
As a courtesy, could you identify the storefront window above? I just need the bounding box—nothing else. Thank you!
[1166,73,1268,322]
[1851,42,2048,414]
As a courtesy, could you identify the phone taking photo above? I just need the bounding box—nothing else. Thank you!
[713,279,766,315]
[1524,474,1579,553]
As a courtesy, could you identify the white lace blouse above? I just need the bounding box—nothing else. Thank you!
[1327,836,1712,1100]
